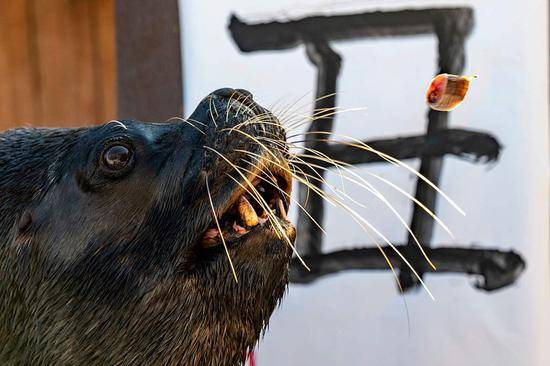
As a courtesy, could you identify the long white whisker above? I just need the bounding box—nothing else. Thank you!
[205,176,238,282]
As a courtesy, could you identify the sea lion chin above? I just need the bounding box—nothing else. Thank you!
[0,88,295,366]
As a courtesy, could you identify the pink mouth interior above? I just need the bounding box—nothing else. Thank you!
[201,174,289,247]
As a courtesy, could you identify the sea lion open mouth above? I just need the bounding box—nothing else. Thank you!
[0,87,295,366]
[200,167,292,248]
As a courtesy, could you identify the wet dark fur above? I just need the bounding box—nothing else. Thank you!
[0,89,294,365]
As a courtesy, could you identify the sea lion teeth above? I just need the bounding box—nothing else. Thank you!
[276,198,287,220]
[237,196,259,227]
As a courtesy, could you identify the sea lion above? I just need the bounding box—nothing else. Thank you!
[0,88,295,366]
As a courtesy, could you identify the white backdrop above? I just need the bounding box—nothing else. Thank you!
[180,1,549,365]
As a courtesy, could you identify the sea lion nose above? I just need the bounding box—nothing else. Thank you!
[211,88,235,97]
[235,89,253,99]
[211,88,254,100]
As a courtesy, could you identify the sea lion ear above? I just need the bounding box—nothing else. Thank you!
[18,210,33,233]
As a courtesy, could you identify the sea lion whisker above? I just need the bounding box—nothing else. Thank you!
[293,105,345,119]
[233,149,296,184]
[165,117,207,135]
[337,195,436,300]
[212,97,220,119]
[223,91,261,128]
[225,90,239,124]
[289,147,450,266]
[286,160,367,209]
[267,94,290,114]
[289,155,437,270]
[277,165,436,299]
[228,106,353,138]
[219,129,282,165]
[288,149,452,235]
[287,163,312,207]
[270,90,312,121]
[364,172,455,239]
[276,92,339,127]
[186,117,208,126]
[222,167,291,249]
[205,175,239,283]
[289,132,466,216]
[346,213,410,307]
[281,110,352,133]
[105,120,128,130]
[234,94,253,118]
[283,107,367,132]
[279,106,344,128]
[258,139,365,207]
[273,91,320,125]
[253,92,342,132]
[226,113,279,134]
[208,96,218,128]
[223,112,272,133]
[210,147,284,241]
[268,138,346,193]
[251,156,280,187]
[292,151,455,241]
[228,119,287,140]
[165,116,207,126]
[255,148,314,207]
[228,170,302,256]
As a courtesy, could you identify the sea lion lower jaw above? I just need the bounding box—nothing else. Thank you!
[0,88,295,365]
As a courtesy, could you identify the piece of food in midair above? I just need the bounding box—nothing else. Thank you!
[426,73,477,111]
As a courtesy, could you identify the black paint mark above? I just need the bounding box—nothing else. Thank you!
[229,7,525,293]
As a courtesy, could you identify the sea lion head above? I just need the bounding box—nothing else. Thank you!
[0,88,295,365]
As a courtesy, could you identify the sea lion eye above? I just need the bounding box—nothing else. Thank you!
[102,144,132,171]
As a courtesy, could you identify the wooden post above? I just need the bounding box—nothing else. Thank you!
[0,0,116,129]
[115,0,183,121]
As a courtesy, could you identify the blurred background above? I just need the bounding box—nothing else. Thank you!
[0,1,548,365]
